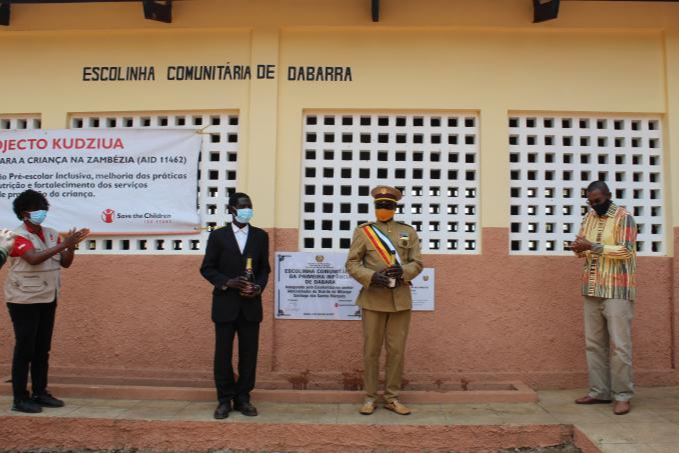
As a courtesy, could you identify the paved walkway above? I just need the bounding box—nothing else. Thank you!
[0,387,676,452]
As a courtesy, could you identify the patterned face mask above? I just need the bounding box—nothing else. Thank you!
[592,200,611,216]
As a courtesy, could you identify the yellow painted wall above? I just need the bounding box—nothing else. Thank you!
[0,29,251,121]
[0,0,677,238]
[663,27,679,236]
[276,28,668,231]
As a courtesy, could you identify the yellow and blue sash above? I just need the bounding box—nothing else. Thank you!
[361,224,402,266]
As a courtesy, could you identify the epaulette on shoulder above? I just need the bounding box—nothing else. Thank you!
[358,221,374,228]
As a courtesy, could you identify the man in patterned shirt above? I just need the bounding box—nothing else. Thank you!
[571,181,637,416]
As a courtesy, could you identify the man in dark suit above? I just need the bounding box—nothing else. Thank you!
[200,192,270,419]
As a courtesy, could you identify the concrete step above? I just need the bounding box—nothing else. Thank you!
[0,377,536,403]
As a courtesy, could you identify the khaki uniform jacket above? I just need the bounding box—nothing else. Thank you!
[345,220,423,312]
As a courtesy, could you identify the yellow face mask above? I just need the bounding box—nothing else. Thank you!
[375,208,395,222]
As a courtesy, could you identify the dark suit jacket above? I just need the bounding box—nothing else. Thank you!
[200,224,271,323]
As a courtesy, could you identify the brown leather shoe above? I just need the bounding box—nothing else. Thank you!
[575,395,612,405]
[359,398,376,415]
[384,400,411,415]
[613,401,630,415]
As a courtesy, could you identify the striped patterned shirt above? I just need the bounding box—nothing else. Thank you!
[576,202,637,300]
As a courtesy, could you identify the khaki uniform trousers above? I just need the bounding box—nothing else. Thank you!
[362,308,411,403]
[583,296,635,402]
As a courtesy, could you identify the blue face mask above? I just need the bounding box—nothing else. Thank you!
[27,210,47,225]
[234,208,253,224]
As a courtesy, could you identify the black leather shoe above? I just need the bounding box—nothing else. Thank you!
[12,399,43,414]
[32,392,65,408]
[233,401,258,417]
[213,402,231,419]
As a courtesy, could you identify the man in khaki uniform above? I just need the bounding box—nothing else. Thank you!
[346,185,423,415]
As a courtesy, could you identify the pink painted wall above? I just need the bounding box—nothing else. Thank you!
[0,227,676,390]
[673,228,679,373]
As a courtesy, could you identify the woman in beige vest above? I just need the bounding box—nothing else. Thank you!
[4,190,89,413]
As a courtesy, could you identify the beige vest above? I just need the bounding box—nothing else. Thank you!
[4,224,61,304]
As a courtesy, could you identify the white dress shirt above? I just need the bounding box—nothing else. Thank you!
[232,222,249,254]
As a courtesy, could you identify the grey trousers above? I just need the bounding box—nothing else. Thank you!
[583,296,635,402]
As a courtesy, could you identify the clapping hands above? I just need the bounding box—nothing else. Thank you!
[62,228,91,249]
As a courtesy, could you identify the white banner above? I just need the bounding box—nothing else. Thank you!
[410,267,435,311]
[0,129,201,234]
[275,252,434,320]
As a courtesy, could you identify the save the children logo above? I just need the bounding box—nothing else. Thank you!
[101,209,115,223]
[98,210,172,222]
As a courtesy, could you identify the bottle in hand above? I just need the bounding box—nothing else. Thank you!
[241,256,255,295]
